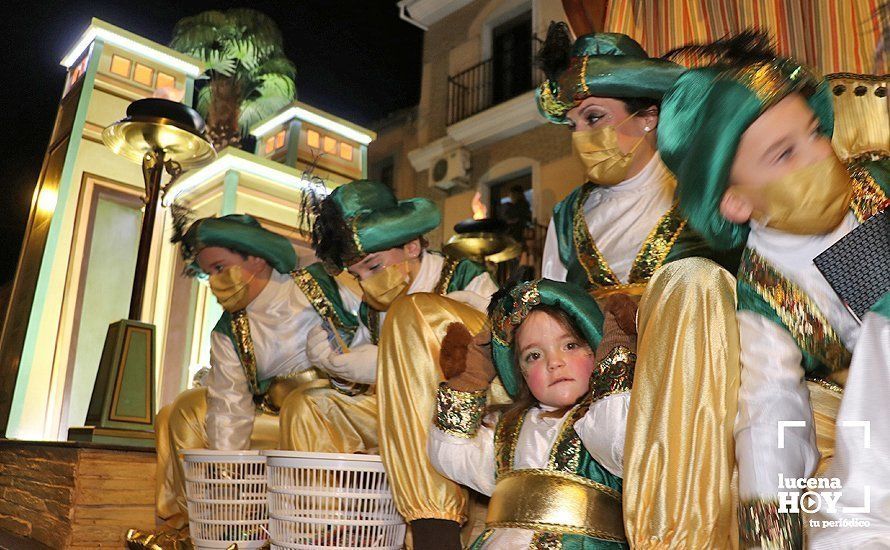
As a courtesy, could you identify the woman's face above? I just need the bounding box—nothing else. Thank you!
[516,310,596,408]
[566,96,659,178]
[721,93,835,223]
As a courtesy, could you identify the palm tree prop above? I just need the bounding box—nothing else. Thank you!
[170,8,297,150]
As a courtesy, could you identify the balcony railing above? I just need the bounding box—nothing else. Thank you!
[447,36,544,126]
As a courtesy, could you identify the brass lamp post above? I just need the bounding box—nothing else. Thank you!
[68,99,215,446]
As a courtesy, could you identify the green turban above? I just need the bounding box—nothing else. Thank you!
[175,213,297,275]
[489,279,604,398]
[312,179,441,271]
[536,29,685,124]
[658,58,834,250]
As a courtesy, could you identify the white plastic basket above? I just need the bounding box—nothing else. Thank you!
[181,449,269,550]
[263,451,406,549]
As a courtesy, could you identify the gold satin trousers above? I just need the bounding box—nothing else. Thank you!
[622,257,741,549]
[279,293,509,524]
[154,387,280,529]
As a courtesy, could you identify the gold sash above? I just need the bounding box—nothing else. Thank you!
[486,469,626,542]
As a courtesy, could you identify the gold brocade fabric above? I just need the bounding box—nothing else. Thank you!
[486,469,625,542]
[376,293,509,523]
[278,378,379,453]
[738,498,802,549]
[622,258,741,549]
[155,387,281,528]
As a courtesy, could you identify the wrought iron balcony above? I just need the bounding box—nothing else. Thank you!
[447,36,544,126]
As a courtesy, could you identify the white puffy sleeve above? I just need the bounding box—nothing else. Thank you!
[807,304,890,548]
[575,392,630,478]
[735,311,820,499]
[205,331,255,450]
[541,219,567,282]
[427,385,497,496]
[447,271,498,313]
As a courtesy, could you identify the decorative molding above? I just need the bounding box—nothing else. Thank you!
[397,0,474,29]
[446,90,545,150]
[406,135,460,171]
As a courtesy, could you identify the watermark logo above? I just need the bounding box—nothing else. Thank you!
[776,420,871,529]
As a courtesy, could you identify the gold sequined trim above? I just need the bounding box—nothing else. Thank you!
[433,255,460,295]
[574,186,685,289]
[435,383,487,438]
[722,60,816,112]
[849,164,889,222]
[806,375,844,395]
[230,310,260,395]
[627,203,687,283]
[741,249,851,372]
[530,531,562,549]
[366,307,380,345]
[547,398,593,473]
[538,81,574,120]
[291,269,346,329]
[579,55,590,96]
[738,498,802,550]
[573,185,620,289]
[494,410,526,478]
[491,280,542,347]
[590,346,635,402]
[349,215,365,256]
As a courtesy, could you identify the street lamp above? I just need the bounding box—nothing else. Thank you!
[68,98,215,446]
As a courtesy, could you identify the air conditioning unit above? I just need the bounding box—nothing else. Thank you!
[428,148,471,191]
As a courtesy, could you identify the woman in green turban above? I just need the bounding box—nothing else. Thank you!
[536,23,742,548]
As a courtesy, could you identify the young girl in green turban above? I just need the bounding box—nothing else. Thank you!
[429,279,634,548]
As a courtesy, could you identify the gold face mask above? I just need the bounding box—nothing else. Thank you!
[359,260,413,311]
[209,264,256,312]
[572,114,647,186]
[743,154,853,235]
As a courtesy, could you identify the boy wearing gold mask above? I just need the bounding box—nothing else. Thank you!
[536,24,743,548]
[278,179,498,548]
[152,213,361,530]
[658,33,889,547]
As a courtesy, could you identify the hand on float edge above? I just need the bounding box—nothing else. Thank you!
[440,323,496,392]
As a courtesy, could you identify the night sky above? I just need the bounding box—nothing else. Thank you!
[0,1,423,283]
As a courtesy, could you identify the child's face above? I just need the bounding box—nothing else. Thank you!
[721,93,835,224]
[347,238,421,281]
[515,310,596,408]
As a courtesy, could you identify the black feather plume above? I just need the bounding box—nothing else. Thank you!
[536,21,574,81]
[662,29,778,67]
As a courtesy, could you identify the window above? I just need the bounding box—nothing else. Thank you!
[307,129,320,148]
[339,142,353,161]
[323,136,337,154]
[156,72,176,89]
[264,129,287,155]
[110,55,131,77]
[65,54,91,94]
[133,63,154,86]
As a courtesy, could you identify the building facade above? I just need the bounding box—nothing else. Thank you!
[0,19,374,442]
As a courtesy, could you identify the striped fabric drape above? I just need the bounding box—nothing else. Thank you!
[604,0,888,75]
